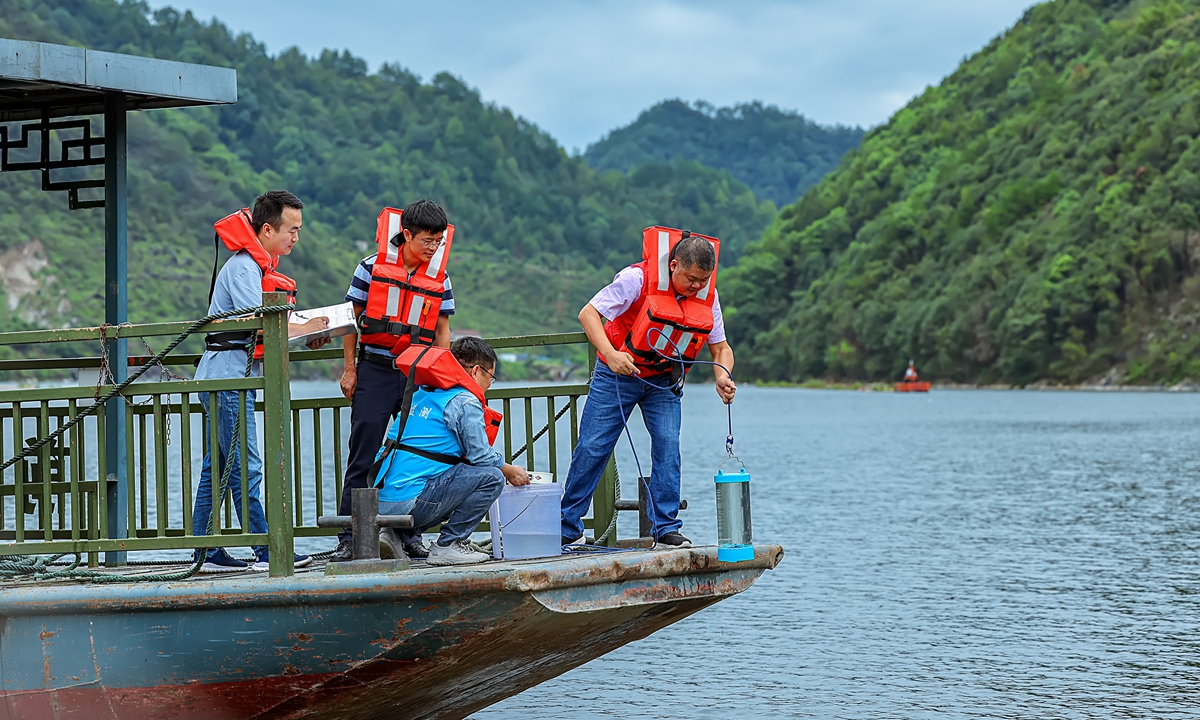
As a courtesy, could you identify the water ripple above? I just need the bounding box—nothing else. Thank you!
[476,388,1200,719]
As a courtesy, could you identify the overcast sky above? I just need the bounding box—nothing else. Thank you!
[145,0,1037,152]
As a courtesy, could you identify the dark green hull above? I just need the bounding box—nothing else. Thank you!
[0,545,783,720]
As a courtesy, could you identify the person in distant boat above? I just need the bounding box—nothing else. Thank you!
[331,200,456,563]
[561,230,736,548]
[904,361,918,382]
[372,337,530,566]
[191,190,330,574]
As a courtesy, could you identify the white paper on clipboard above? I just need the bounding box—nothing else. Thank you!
[288,302,358,348]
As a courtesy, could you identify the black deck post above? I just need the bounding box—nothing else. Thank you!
[103,92,128,566]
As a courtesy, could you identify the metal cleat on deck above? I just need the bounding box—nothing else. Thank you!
[317,487,413,575]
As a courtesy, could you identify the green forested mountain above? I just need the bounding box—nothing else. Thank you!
[725,0,1200,385]
[585,100,865,207]
[0,0,774,344]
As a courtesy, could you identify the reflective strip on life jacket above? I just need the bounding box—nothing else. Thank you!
[359,207,454,357]
[603,226,720,376]
[205,208,297,360]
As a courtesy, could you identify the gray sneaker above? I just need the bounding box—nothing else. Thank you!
[426,539,490,566]
[329,539,353,562]
[378,528,403,560]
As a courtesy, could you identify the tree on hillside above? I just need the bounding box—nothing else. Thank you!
[0,0,774,341]
[585,99,864,207]
[725,0,1200,386]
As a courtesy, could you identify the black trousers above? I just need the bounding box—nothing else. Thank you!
[338,357,408,541]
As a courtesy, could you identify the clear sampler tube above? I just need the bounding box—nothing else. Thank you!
[715,457,753,563]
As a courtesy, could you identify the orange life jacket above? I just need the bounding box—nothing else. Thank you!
[602,226,720,378]
[358,207,454,357]
[395,345,503,445]
[205,208,297,359]
[367,345,504,485]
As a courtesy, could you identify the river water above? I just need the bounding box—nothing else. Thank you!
[474,386,1200,719]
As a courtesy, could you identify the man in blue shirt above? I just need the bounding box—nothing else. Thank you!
[333,200,455,561]
[191,190,330,573]
[375,337,530,565]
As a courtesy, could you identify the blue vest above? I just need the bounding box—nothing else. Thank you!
[376,387,468,503]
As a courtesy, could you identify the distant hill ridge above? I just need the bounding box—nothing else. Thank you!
[585,99,865,207]
[0,0,774,351]
[723,0,1200,386]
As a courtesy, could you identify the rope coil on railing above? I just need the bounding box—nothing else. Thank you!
[0,303,292,583]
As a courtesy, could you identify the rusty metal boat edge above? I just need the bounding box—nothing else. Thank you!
[0,544,783,720]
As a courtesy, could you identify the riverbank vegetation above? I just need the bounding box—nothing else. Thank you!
[724,0,1200,386]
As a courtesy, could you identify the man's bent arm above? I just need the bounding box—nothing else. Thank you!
[580,303,637,375]
[339,303,365,401]
[446,395,504,468]
[434,315,451,348]
[709,340,736,403]
[578,304,614,355]
[709,341,734,381]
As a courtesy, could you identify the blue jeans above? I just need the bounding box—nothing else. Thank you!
[405,463,505,545]
[191,391,268,555]
[561,361,683,540]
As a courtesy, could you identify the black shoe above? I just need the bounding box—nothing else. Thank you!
[656,531,691,548]
[330,539,353,562]
[403,536,430,560]
[562,534,584,546]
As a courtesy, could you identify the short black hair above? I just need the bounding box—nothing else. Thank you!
[673,235,716,273]
[393,199,448,245]
[451,336,497,373]
[251,190,304,234]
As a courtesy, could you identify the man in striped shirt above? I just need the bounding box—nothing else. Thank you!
[332,200,455,562]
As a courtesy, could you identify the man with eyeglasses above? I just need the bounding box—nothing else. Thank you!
[332,199,455,562]
[374,337,530,565]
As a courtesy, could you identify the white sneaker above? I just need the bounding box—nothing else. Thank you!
[426,539,490,566]
[378,528,403,560]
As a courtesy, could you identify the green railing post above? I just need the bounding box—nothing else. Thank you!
[260,292,294,577]
[595,455,618,547]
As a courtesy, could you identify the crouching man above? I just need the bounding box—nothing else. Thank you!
[370,337,530,565]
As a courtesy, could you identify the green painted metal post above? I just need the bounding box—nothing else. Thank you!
[595,455,618,547]
[261,292,294,577]
[103,92,128,566]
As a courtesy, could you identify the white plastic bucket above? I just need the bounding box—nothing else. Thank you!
[489,483,563,560]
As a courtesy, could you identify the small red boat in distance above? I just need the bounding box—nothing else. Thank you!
[895,360,931,392]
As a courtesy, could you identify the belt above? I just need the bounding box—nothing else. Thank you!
[359,351,398,369]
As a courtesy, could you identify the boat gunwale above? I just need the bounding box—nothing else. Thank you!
[0,543,783,616]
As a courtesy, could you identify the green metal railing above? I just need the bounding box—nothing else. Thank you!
[0,296,617,577]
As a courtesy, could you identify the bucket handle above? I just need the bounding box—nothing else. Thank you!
[717,453,746,475]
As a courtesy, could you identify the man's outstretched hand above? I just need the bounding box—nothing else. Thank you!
[502,464,530,486]
[716,375,737,404]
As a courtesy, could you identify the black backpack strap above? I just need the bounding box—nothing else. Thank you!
[369,345,435,488]
[208,230,220,306]
[380,438,465,467]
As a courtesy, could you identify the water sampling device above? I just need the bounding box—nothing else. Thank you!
[715,413,753,562]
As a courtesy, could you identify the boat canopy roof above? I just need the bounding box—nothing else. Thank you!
[0,38,236,122]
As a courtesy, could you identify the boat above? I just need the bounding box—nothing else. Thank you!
[0,39,782,719]
[0,546,782,720]
[895,359,930,392]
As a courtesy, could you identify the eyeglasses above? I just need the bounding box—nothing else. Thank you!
[416,238,446,249]
[476,365,496,382]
